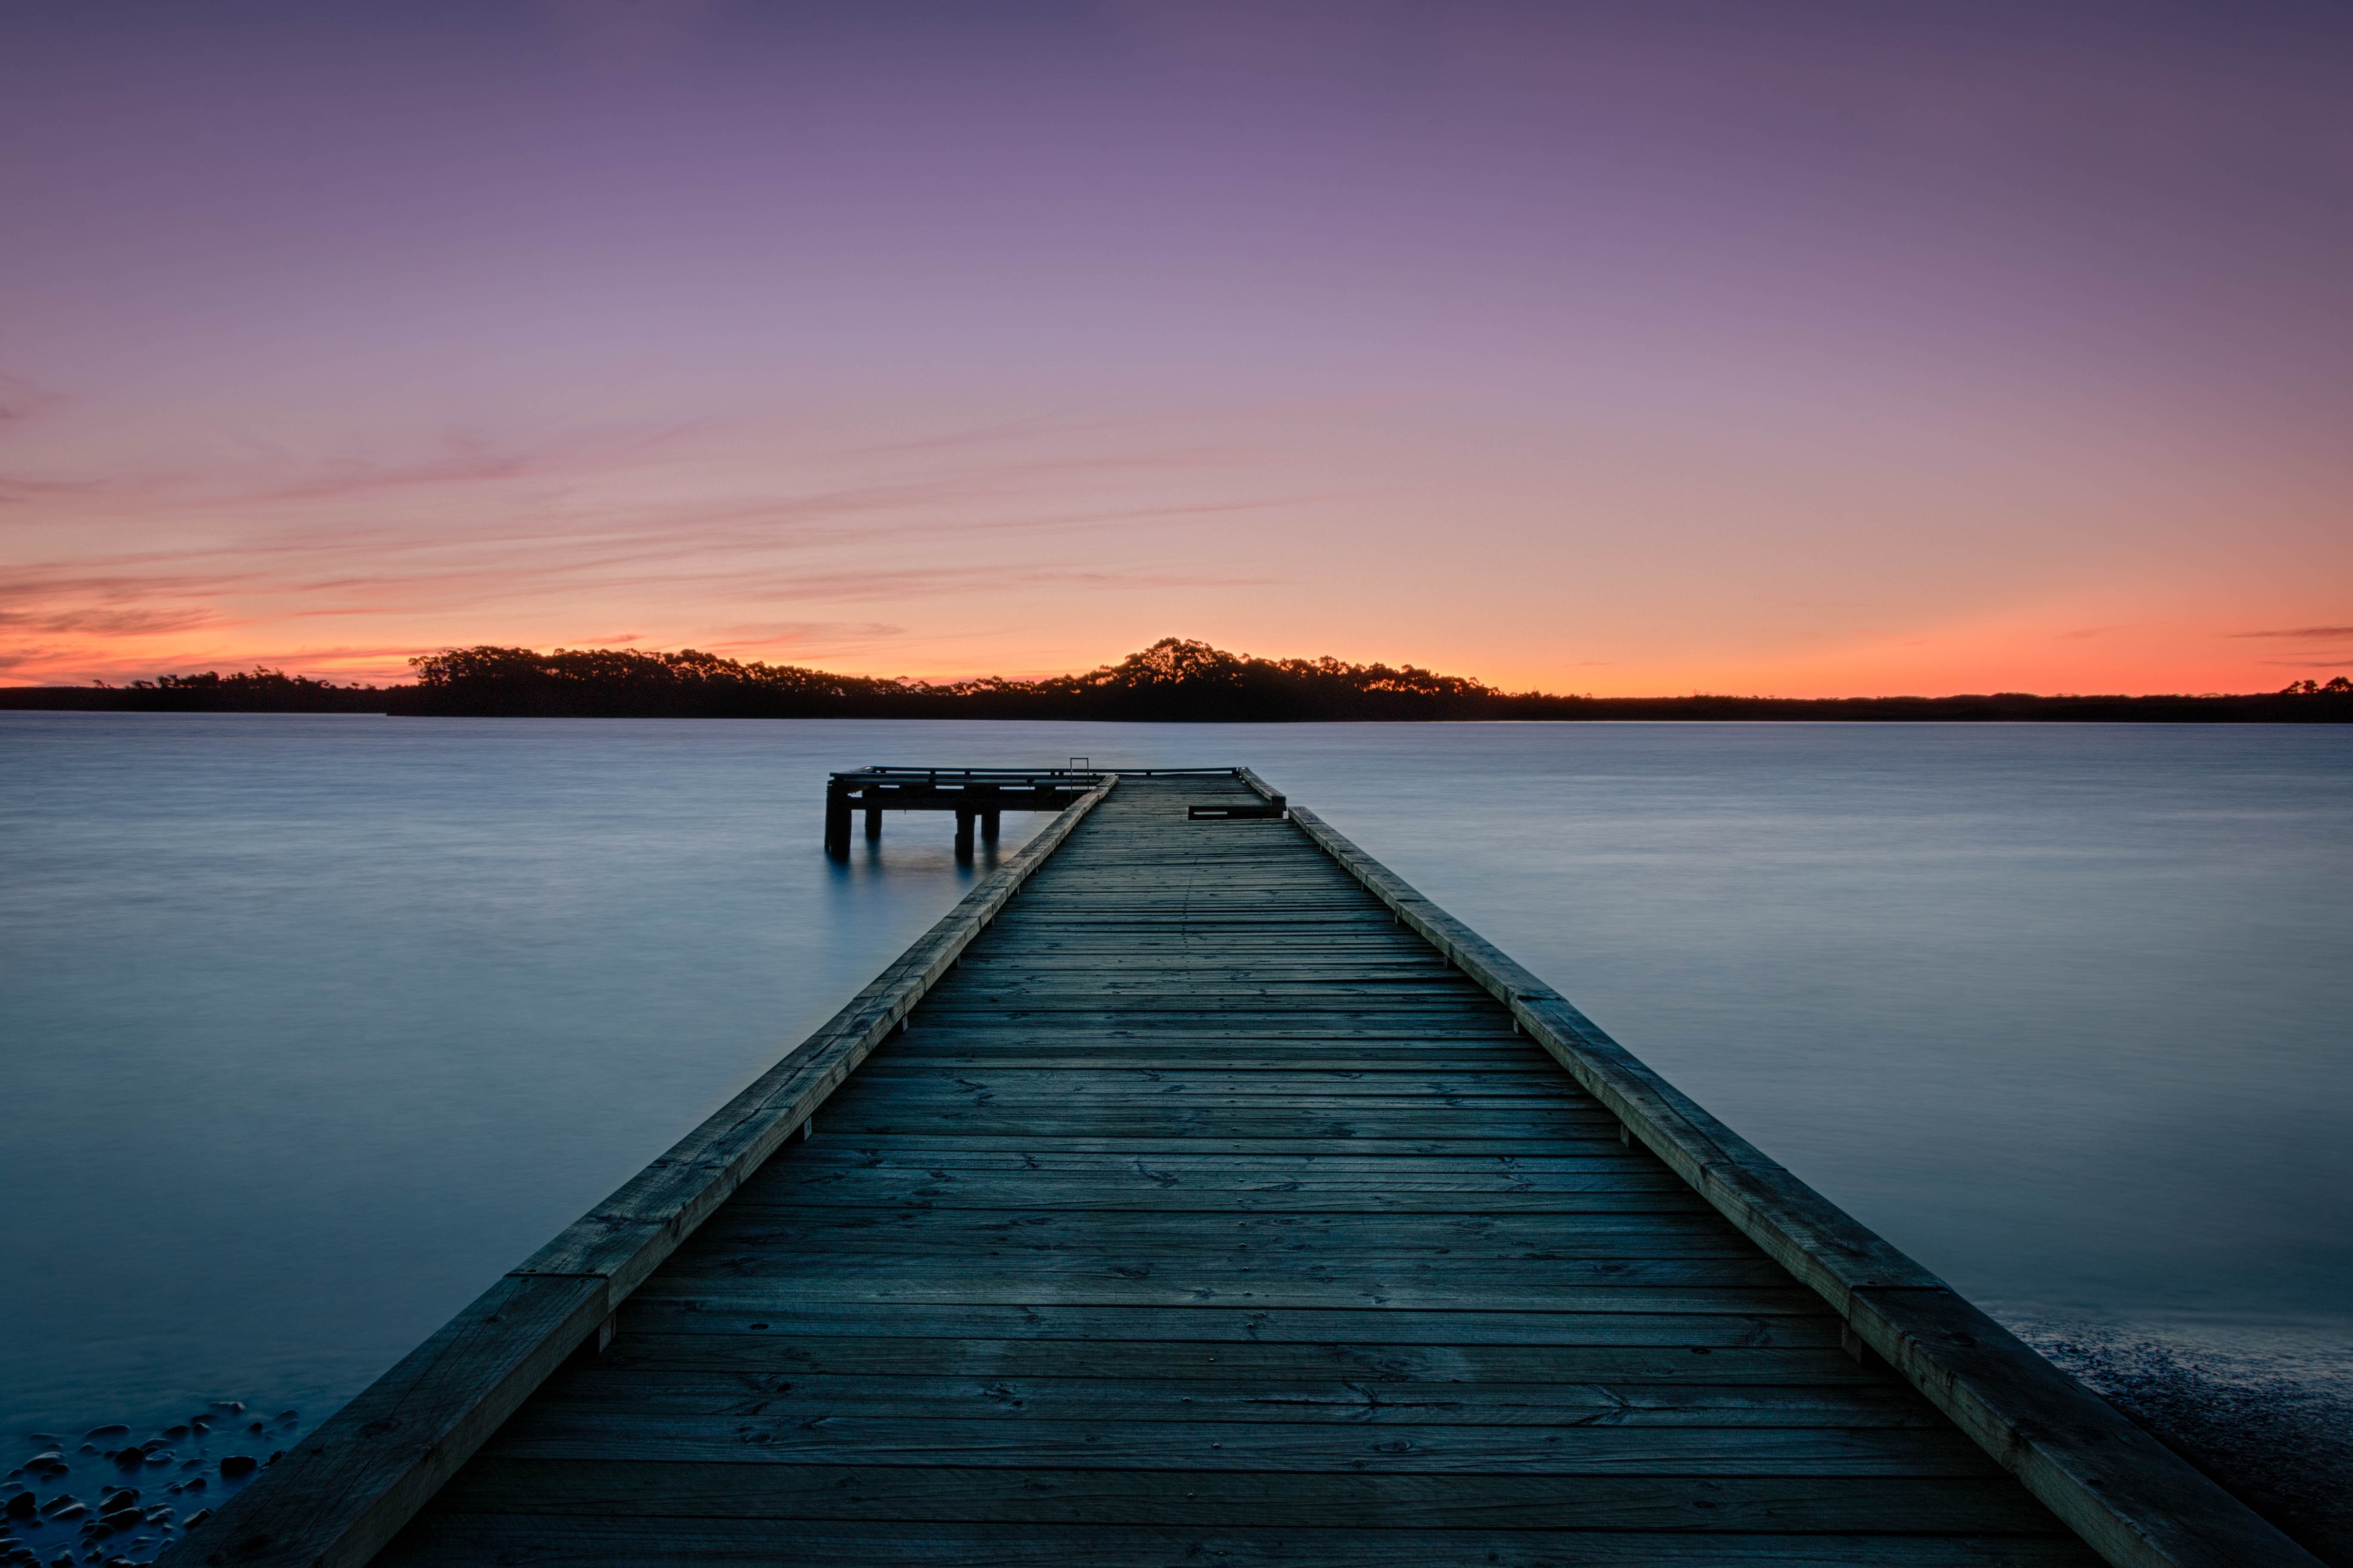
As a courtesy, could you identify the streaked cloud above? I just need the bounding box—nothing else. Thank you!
[2232,626,2353,641]
[0,606,219,636]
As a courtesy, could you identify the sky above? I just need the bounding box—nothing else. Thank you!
[2,0,2348,696]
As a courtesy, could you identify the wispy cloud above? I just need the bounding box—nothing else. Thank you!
[0,643,72,673]
[0,606,219,636]
[0,398,1324,686]
[705,621,907,655]
[2231,625,2353,640]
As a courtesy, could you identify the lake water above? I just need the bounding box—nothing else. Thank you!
[3,715,2348,1555]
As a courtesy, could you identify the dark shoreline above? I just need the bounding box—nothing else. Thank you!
[9,639,2349,721]
[7,685,2352,723]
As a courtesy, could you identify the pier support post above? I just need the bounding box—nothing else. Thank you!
[954,808,976,861]
[981,809,1000,844]
[824,785,853,858]
[865,807,882,841]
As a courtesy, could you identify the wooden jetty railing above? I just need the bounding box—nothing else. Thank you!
[180,768,2318,1568]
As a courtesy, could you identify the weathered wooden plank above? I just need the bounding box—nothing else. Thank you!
[612,1297,1841,1340]
[483,1417,2003,1476]
[554,1366,1904,1416]
[801,1133,1698,1157]
[761,1148,1669,1175]
[847,1062,1581,1086]
[683,1209,1757,1257]
[381,1516,2103,1567]
[819,1099,1614,1127]
[901,1038,1535,1054]
[522,1369,1941,1424]
[834,1085,1591,1109]
[654,1245,1798,1291]
[422,1462,2074,1533]
[839,1067,1587,1095]
[954,938,1448,953]
[809,1110,1620,1141]
[738,1183,1706,1215]
[881,1058,1571,1078]
[577,1332,1882,1386]
[623,1268,1807,1314]
[739,1168,1697,1197]
[899,1025,1520,1045]
[956,950,1454,965]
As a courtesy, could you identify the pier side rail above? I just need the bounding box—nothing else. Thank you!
[182,776,1120,1568]
[1261,777,2316,1568]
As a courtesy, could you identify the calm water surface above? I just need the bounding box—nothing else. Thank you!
[3,715,2347,1545]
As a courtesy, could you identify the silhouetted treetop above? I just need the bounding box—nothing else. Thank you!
[399,636,1500,719]
[407,645,919,715]
[7,637,2347,720]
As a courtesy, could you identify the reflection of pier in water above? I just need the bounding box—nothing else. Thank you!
[193,769,2317,1568]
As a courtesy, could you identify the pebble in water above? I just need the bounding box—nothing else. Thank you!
[9,1399,293,1567]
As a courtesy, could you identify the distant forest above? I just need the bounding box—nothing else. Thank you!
[4,638,2350,721]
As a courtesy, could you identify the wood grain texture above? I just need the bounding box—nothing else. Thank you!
[355,775,2115,1566]
[384,1516,2104,1567]
[201,769,2283,1568]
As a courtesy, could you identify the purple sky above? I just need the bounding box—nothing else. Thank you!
[4,1,2349,692]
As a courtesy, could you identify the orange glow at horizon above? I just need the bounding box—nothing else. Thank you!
[7,386,2347,698]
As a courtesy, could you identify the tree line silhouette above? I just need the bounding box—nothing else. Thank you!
[4,638,2348,720]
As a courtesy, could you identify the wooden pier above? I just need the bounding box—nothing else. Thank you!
[823,766,1103,859]
[187,770,2318,1568]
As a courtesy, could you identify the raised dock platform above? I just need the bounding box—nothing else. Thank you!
[184,770,2317,1567]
